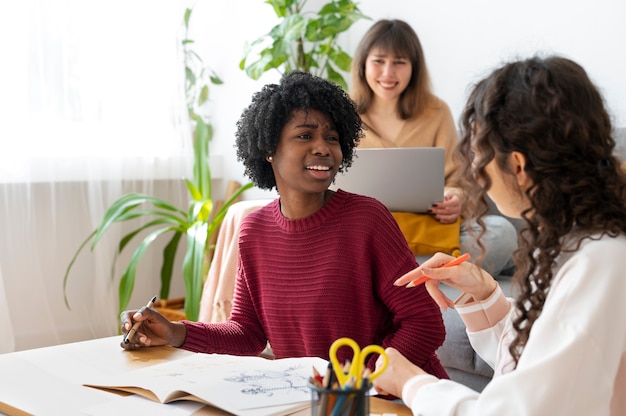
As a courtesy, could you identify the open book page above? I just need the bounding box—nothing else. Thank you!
[80,393,312,416]
[84,353,328,416]
[81,394,206,416]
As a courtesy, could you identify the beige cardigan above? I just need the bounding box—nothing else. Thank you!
[358,97,459,185]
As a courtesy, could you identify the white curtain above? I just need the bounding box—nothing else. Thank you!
[0,265,15,353]
[0,1,193,351]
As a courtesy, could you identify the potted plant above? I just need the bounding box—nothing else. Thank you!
[63,7,252,322]
[240,0,370,90]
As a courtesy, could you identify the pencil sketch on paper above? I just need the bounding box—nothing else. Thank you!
[86,353,329,413]
[143,356,312,397]
[208,355,327,410]
[224,365,311,397]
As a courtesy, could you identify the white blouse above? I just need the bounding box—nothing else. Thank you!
[402,232,626,415]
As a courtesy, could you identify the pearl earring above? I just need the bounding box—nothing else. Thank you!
[267,156,273,162]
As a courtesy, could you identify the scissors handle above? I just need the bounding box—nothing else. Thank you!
[329,338,388,389]
[359,345,388,386]
[329,337,359,388]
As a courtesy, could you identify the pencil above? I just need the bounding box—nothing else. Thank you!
[123,295,157,344]
[315,362,331,416]
[406,253,471,288]
[330,376,356,416]
[312,366,324,386]
[324,381,339,415]
[322,361,333,388]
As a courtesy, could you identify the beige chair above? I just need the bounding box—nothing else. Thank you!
[153,180,252,322]
[198,198,271,323]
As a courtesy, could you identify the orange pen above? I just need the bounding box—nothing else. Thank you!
[405,253,471,288]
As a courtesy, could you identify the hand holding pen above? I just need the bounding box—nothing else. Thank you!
[403,253,471,288]
[394,253,498,310]
[123,296,157,344]
[120,296,187,351]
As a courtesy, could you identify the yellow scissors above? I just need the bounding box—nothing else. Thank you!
[329,337,388,389]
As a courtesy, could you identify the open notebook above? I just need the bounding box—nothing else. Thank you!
[331,147,445,213]
[84,353,329,416]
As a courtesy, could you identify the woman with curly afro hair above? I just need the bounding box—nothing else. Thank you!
[120,71,449,382]
[373,55,626,415]
[234,70,361,191]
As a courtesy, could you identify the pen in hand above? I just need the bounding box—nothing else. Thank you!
[405,253,471,288]
[123,295,157,344]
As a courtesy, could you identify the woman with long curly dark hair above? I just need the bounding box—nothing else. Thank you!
[119,71,449,380]
[372,56,626,415]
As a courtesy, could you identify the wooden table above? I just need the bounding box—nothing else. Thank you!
[0,336,411,416]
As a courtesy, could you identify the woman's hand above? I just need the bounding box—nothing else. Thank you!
[373,347,426,398]
[429,191,461,224]
[119,307,186,350]
[395,252,498,310]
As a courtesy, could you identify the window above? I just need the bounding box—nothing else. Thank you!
[0,0,191,182]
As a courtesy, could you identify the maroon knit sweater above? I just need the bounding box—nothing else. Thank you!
[182,190,447,378]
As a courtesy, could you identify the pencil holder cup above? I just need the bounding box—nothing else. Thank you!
[308,381,370,416]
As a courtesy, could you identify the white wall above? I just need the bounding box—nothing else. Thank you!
[351,0,626,126]
[195,0,626,199]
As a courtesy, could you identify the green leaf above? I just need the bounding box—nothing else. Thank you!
[197,85,209,107]
[188,49,202,63]
[329,48,352,72]
[276,14,307,43]
[207,182,255,237]
[319,15,350,37]
[91,195,186,246]
[197,199,214,223]
[118,217,186,253]
[241,0,370,84]
[306,20,338,41]
[304,53,319,71]
[188,199,206,223]
[90,194,163,248]
[318,2,341,14]
[192,119,212,199]
[325,64,347,90]
[267,0,288,18]
[185,67,196,88]
[183,8,191,28]
[267,48,289,72]
[340,10,371,29]
[117,208,185,224]
[184,178,202,201]
[63,229,97,309]
[180,182,254,321]
[209,73,223,85]
[160,231,182,301]
[244,53,275,80]
[182,221,209,321]
[118,227,176,315]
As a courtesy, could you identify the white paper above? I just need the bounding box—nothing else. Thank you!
[84,353,329,416]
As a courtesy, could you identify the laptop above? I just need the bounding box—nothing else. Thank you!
[330,147,445,213]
